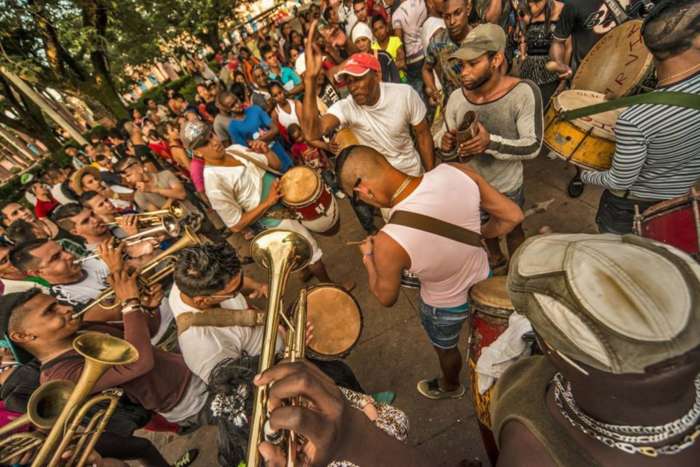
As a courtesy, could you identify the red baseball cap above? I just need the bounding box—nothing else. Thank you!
[334,53,381,81]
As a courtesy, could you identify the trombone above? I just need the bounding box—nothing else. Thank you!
[105,202,186,227]
[73,226,203,319]
[73,215,182,265]
[246,229,312,467]
[0,333,138,467]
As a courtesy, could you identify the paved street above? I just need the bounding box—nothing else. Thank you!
[138,155,603,466]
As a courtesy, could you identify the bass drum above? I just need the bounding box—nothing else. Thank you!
[572,20,654,98]
[544,90,622,171]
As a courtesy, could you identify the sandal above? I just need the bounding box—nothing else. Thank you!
[416,378,465,400]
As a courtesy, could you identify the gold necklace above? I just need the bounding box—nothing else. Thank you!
[390,177,413,205]
[657,62,700,86]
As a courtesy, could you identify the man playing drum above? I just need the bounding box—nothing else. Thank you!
[492,233,700,467]
[581,0,700,234]
[337,145,523,399]
[181,121,352,289]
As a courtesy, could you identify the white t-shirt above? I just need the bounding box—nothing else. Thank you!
[50,184,74,205]
[51,258,110,307]
[203,145,267,228]
[0,278,49,295]
[392,0,428,63]
[327,82,426,176]
[421,17,445,51]
[168,283,281,383]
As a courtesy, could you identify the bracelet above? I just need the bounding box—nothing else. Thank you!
[121,302,142,315]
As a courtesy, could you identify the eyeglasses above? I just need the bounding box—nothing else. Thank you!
[351,177,362,204]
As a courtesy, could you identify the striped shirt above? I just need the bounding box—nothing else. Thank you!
[582,72,700,200]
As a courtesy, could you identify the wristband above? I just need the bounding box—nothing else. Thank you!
[121,302,142,315]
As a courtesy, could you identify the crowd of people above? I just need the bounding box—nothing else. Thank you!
[1,0,699,465]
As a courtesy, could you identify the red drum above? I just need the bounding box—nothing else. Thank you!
[280,166,339,234]
[635,189,700,259]
[467,276,515,466]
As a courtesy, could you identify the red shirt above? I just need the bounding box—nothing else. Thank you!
[290,142,330,171]
[34,198,58,218]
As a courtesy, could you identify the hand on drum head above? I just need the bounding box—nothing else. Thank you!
[458,122,490,157]
[249,140,270,154]
[263,180,284,208]
[254,360,351,467]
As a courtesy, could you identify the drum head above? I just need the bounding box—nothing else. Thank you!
[281,166,320,206]
[556,90,621,141]
[572,20,653,97]
[469,277,515,314]
[307,285,362,357]
[334,128,359,152]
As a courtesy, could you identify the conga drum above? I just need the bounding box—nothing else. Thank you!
[280,166,340,234]
[571,20,654,98]
[544,90,622,171]
[301,284,363,359]
[333,128,359,152]
[635,188,700,259]
[467,276,515,466]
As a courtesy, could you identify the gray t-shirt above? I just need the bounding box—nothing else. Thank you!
[134,170,178,210]
[434,80,544,193]
[213,114,233,145]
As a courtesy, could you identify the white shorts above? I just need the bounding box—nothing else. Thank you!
[277,219,324,264]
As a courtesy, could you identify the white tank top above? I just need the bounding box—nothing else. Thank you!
[276,99,300,129]
[382,164,489,308]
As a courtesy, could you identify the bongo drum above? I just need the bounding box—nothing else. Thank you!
[572,20,654,98]
[280,166,340,234]
[544,90,622,171]
[467,276,515,465]
[635,188,700,259]
[333,128,359,152]
[302,284,363,359]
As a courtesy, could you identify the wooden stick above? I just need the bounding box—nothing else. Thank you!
[345,240,366,246]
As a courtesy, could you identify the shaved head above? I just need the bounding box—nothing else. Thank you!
[337,145,393,193]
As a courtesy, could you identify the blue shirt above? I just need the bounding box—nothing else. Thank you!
[227,105,293,172]
[268,67,301,90]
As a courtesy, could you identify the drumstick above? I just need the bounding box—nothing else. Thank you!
[345,240,366,246]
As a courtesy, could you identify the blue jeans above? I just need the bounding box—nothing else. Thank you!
[419,300,470,350]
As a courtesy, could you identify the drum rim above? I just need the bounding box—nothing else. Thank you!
[641,193,700,219]
[302,283,364,357]
[571,19,654,95]
[282,166,323,207]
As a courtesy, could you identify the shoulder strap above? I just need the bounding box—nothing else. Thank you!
[389,210,483,248]
[560,91,700,122]
[225,148,283,177]
[175,308,265,336]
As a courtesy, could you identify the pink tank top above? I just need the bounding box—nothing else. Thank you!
[382,164,489,308]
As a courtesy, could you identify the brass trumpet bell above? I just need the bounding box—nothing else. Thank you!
[28,380,75,430]
[73,332,139,367]
[250,229,312,272]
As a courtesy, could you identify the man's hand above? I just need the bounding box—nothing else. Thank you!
[135,180,155,193]
[304,20,324,80]
[125,238,158,259]
[545,60,572,79]
[263,180,284,208]
[249,140,270,154]
[459,122,491,156]
[116,214,139,237]
[359,236,374,258]
[254,361,353,466]
[98,239,124,273]
[426,87,441,106]
[141,283,164,309]
[247,282,269,299]
[441,129,457,153]
[109,268,139,304]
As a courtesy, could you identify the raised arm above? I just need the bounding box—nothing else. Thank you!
[301,20,342,141]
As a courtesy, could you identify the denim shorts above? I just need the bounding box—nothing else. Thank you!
[419,300,470,350]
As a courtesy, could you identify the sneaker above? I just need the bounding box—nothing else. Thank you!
[172,448,199,467]
[416,378,465,400]
[372,391,396,405]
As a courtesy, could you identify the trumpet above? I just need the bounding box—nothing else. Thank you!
[246,229,312,467]
[73,215,181,265]
[0,333,138,467]
[73,226,203,319]
[105,202,186,227]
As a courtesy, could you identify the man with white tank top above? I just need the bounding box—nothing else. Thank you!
[337,145,523,400]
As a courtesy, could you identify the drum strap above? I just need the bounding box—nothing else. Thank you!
[559,91,700,122]
[389,210,483,248]
[225,148,283,177]
[175,308,266,336]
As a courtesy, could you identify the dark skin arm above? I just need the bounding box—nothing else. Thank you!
[498,420,557,467]
[422,61,440,105]
[413,119,436,171]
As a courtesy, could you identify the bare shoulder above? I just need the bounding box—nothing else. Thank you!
[374,230,410,268]
[498,420,558,467]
